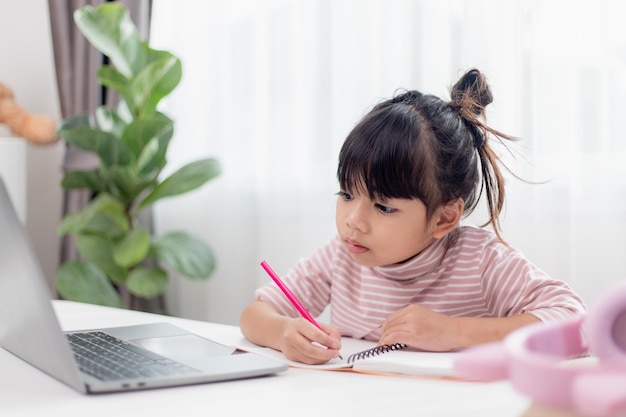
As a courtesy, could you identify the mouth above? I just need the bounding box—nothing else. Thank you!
[345,238,368,254]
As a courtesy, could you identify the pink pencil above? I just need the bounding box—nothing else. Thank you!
[260,260,324,331]
[260,260,343,360]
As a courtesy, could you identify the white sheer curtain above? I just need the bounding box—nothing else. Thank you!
[150,0,626,324]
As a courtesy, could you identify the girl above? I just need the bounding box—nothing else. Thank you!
[240,69,586,365]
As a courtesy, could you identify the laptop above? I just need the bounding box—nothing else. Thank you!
[0,176,287,394]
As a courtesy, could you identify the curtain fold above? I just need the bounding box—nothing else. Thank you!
[48,0,101,265]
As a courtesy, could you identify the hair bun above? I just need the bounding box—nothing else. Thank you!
[450,68,493,116]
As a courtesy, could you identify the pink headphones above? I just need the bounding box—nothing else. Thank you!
[454,281,626,417]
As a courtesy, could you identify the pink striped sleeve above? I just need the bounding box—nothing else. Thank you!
[255,242,335,319]
[479,241,586,322]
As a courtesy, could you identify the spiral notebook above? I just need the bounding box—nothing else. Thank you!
[234,336,458,378]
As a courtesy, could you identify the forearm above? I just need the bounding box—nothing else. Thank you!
[380,305,542,351]
[452,313,540,349]
[239,300,290,351]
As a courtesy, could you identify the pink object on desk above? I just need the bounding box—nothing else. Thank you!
[454,281,626,417]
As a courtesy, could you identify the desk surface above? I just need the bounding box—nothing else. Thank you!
[0,301,570,417]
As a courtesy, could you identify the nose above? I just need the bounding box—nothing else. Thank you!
[345,200,368,232]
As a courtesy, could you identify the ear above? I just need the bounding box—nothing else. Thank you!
[432,198,463,239]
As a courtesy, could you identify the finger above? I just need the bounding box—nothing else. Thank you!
[381,311,408,333]
[307,332,341,357]
[318,323,342,350]
[295,319,340,350]
[294,320,341,360]
[379,326,408,346]
[292,338,339,364]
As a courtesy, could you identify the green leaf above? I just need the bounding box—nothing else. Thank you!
[126,267,168,299]
[61,170,105,192]
[103,165,156,204]
[76,234,128,284]
[57,193,128,236]
[135,136,160,175]
[130,54,182,117]
[97,66,130,98]
[56,261,124,308]
[113,227,150,268]
[82,211,128,240]
[151,231,215,279]
[57,127,131,167]
[73,3,145,78]
[57,112,94,131]
[58,211,86,236]
[116,99,133,124]
[140,158,221,208]
[121,115,172,163]
[95,105,126,138]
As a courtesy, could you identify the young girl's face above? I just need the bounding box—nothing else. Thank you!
[335,189,439,267]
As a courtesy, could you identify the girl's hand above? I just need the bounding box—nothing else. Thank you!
[379,304,461,352]
[379,304,540,351]
[279,319,342,364]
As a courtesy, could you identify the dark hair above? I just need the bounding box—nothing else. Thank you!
[337,68,515,243]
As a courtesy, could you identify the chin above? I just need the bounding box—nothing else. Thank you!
[349,253,384,268]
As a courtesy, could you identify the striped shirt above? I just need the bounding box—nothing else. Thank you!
[256,226,586,341]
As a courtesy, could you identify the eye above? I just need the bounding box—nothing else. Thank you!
[336,191,354,201]
[375,202,396,214]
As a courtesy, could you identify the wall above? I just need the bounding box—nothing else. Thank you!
[0,0,64,292]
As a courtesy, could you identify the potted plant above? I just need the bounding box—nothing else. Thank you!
[55,2,220,310]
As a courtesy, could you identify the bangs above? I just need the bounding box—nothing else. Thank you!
[337,104,431,202]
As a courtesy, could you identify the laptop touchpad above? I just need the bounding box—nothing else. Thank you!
[132,334,237,369]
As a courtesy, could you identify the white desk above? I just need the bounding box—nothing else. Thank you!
[0,301,567,417]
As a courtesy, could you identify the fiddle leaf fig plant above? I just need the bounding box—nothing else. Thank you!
[55,2,220,309]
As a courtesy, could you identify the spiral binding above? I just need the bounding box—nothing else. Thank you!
[346,343,409,364]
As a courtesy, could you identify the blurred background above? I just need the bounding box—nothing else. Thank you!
[2,0,625,325]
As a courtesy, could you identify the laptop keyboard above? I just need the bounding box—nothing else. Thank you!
[67,331,200,381]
